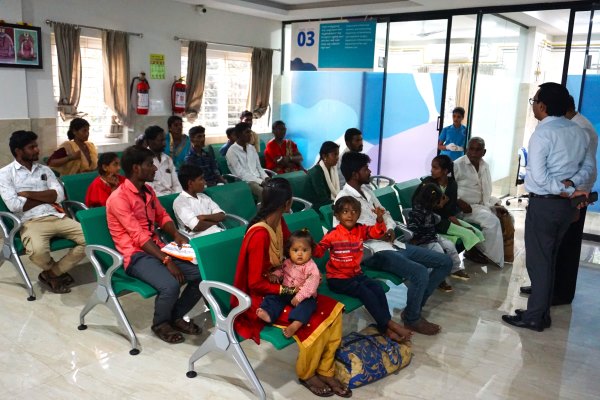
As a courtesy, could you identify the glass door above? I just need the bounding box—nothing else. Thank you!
[378,19,449,182]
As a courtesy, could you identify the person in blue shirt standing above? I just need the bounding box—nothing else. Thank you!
[164,116,190,171]
[438,107,467,161]
[502,83,593,333]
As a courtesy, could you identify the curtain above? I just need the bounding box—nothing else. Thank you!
[185,41,207,120]
[455,65,472,117]
[102,31,130,126]
[53,22,81,120]
[250,47,273,118]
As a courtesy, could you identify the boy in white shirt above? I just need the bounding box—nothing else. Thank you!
[173,164,226,237]
[145,125,183,196]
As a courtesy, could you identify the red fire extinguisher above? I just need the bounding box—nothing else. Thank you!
[129,72,150,115]
[171,76,186,115]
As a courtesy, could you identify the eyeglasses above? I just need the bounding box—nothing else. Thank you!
[529,98,541,105]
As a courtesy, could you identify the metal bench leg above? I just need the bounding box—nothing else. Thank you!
[187,328,266,400]
[78,281,141,355]
[2,243,36,300]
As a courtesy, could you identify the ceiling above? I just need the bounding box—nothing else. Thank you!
[174,0,587,22]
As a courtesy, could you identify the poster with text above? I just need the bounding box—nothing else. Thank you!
[290,20,376,71]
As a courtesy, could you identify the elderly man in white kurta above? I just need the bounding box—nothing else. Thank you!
[454,137,513,267]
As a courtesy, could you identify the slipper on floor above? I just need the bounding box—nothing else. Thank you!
[152,322,185,344]
[172,318,202,335]
[38,271,71,294]
[299,378,333,397]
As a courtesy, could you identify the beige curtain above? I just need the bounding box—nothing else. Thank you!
[53,22,81,120]
[102,31,130,125]
[455,65,472,116]
[185,41,207,120]
[250,47,273,118]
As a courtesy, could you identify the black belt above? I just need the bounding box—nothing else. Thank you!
[529,193,567,200]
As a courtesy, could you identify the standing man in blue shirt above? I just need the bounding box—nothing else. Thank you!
[438,107,467,161]
[502,83,593,332]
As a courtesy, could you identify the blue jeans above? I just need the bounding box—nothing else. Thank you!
[327,274,391,332]
[362,244,452,324]
[126,252,202,327]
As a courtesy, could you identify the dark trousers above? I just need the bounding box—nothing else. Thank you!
[126,252,202,327]
[328,274,391,332]
[260,294,317,324]
[553,206,587,304]
[523,198,576,323]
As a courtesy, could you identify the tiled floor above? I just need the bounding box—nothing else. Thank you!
[1,207,599,399]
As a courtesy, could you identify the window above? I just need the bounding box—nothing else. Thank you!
[181,47,270,135]
[51,34,126,145]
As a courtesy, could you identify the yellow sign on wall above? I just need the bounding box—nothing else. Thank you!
[149,54,165,80]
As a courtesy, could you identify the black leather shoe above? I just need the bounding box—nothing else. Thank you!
[501,314,545,332]
[520,286,532,295]
[514,309,551,328]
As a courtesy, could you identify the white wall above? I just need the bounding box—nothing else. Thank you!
[1,0,282,119]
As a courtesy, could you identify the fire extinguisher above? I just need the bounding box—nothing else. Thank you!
[129,72,150,115]
[171,76,186,115]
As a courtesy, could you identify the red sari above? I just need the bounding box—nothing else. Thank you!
[85,175,126,207]
[232,220,343,349]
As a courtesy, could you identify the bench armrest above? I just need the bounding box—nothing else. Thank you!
[63,200,88,220]
[199,280,251,341]
[291,197,312,212]
[0,211,22,244]
[84,244,124,281]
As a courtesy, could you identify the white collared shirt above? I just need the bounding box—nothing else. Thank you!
[335,183,396,230]
[454,155,498,207]
[173,191,224,237]
[0,161,65,222]
[226,142,267,184]
[149,153,182,197]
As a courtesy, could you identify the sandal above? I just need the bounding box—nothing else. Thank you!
[299,377,333,397]
[38,271,71,294]
[152,322,185,344]
[317,375,352,398]
[59,272,75,286]
[172,318,202,335]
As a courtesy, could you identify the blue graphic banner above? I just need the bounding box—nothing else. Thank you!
[318,21,376,69]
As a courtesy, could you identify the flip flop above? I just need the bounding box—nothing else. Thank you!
[318,376,352,398]
[38,271,71,294]
[299,378,333,397]
[152,322,185,344]
[59,272,75,286]
[172,318,202,335]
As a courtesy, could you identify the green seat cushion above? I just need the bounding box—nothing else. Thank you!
[205,182,257,222]
[394,179,422,209]
[374,186,402,221]
[259,326,295,350]
[111,268,158,298]
[13,234,77,254]
[61,171,99,203]
[158,193,179,222]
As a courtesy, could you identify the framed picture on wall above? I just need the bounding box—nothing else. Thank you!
[0,22,43,69]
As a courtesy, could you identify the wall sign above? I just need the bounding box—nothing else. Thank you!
[149,53,165,79]
[291,20,376,71]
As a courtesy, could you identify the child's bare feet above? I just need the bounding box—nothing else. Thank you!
[256,308,271,323]
[388,320,414,341]
[283,321,303,338]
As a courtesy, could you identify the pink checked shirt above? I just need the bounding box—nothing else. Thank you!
[272,258,320,303]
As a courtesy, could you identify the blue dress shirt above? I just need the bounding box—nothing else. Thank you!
[439,124,467,160]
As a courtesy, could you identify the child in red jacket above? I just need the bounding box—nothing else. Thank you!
[315,196,413,342]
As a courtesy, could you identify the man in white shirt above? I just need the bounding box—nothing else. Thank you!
[337,128,364,187]
[337,151,452,335]
[144,125,183,196]
[226,122,268,201]
[0,130,86,294]
[454,137,514,267]
[173,164,226,237]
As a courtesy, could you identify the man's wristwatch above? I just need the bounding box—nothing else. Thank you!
[162,255,172,265]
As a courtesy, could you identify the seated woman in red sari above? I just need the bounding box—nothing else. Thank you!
[84,152,126,207]
[232,178,350,398]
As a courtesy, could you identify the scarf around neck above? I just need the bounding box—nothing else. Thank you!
[319,160,340,200]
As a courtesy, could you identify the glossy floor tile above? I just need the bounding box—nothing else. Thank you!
[1,209,599,399]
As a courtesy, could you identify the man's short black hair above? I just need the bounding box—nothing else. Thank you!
[121,145,154,177]
[340,151,370,182]
[167,115,182,128]
[189,125,206,138]
[177,163,204,190]
[226,127,235,138]
[344,128,362,143]
[272,120,285,130]
[9,130,38,157]
[144,125,165,142]
[567,95,576,113]
[452,107,465,117]
[234,122,251,136]
[538,82,571,117]
[240,110,253,119]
